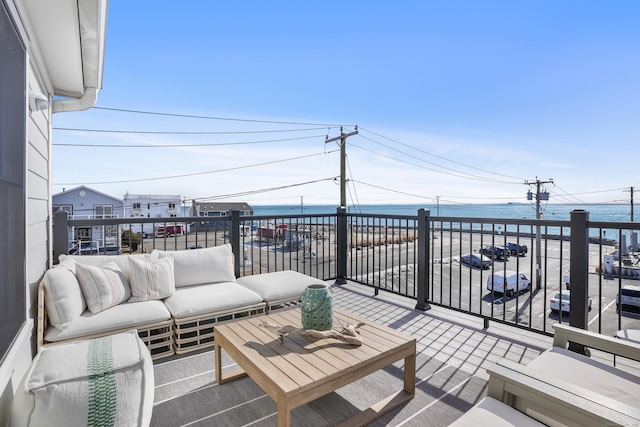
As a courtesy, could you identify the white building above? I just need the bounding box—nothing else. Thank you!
[123,193,183,235]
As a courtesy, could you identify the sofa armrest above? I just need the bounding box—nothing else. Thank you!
[488,358,640,426]
[552,323,640,362]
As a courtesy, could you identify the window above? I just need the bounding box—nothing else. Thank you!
[133,202,141,209]
[94,204,113,219]
[0,0,26,364]
[168,203,176,209]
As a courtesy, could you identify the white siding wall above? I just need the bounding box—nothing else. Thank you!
[0,9,51,426]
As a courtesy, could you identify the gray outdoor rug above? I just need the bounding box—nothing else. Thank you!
[151,348,486,426]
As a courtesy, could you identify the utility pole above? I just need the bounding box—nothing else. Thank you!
[624,186,636,222]
[325,126,358,208]
[525,177,553,290]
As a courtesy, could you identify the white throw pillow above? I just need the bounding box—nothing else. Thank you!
[75,262,130,314]
[153,244,235,287]
[128,256,175,302]
[43,258,86,329]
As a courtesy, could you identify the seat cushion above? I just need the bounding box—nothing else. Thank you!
[11,330,154,427]
[527,346,640,408]
[449,397,545,427]
[153,244,235,288]
[44,300,171,342]
[617,329,640,343]
[163,281,263,318]
[236,270,327,304]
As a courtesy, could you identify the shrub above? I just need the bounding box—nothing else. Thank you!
[121,230,141,251]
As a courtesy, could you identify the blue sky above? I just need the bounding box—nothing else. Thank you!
[52,1,639,206]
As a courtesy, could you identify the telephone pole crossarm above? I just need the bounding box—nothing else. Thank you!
[325,126,358,207]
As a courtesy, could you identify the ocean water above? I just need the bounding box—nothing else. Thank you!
[253,203,635,223]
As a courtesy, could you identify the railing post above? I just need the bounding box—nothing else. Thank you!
[569,209,589,353]
[53,210,70,265]
[335,206,348,284]
[416,208,431,311]
[230,210,241,278]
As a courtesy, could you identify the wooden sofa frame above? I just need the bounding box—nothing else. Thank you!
[37,279,175,359]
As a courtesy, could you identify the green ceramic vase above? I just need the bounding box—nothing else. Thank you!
[300,284,333,331]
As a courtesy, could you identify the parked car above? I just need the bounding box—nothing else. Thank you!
[506,242,528,256]
[550,290,592,313]
[480,245,510,260]
[616,285,640,313]
[461,253,492,269]
[487,270,531,297]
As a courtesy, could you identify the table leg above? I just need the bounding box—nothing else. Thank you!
[404,352,416,394]
[214,340,222,384]
[277,394,291,427]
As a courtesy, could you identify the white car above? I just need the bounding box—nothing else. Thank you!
[550,290,592,313]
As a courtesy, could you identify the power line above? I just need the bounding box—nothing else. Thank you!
[359,127,526,181]
[53,127,332,135]
[350,142,520,184]
[191,177,339,202]
[53,134,325,148]
[54,149,339,186]
[92,106,349,127]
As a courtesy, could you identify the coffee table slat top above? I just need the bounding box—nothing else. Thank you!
[215,306,415,397]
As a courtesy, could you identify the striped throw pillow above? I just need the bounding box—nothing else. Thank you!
[128,256,175,302]
[75,262,129,314]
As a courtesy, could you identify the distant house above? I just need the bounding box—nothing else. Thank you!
[190,201,254,217]
[53,186,124,253]
[189,201,254,231]
[123,193,183,235]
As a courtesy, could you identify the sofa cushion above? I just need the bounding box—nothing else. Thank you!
[527,346,640,408]
[153,244,235,287]
[59,253,152,282]
[449,397,544,427]
[236,270,326,304]
[11,330,154,427]
[44,300,171,343]
[44,258,87,329]
[75,262,130,314]
[128,256,175,302]
[163,281,263,318]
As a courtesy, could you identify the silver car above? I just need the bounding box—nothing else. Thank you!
[461,253,492,269]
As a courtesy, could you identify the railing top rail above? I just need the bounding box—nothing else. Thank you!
[347,213,419,220]
[434,216,570,226]
[588,220,640,230]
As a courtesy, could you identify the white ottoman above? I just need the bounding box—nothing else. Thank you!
[236,270,328,310]
[11,330,154,427]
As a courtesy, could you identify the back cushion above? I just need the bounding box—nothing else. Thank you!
[59,253,152,282]
[43,258,86,329]
[153,244,235,287]
[75,262,130,314]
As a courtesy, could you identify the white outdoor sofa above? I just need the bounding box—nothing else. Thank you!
[38,244,326,358]
[451,323,640,426]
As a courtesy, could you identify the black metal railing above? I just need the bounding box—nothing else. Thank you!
[53,208,640,337]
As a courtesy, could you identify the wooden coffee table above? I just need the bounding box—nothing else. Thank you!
[214,306,416,426]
